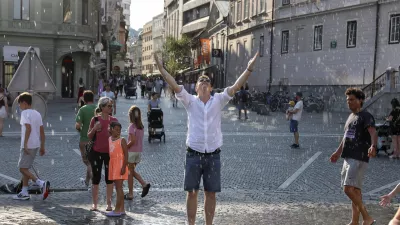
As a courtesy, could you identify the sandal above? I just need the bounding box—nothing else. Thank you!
[89,208,99,212]
[106,206,113,211]
[124,193,133,200]
[106,211,121,217]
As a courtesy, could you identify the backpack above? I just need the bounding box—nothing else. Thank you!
[240,91,249,102]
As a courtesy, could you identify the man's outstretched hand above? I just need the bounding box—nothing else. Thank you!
[247,52,259,71]
[154,54,162,68]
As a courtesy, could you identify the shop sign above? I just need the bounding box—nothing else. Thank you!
[3,46,40,62]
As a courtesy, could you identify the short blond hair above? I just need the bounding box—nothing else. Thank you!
[197,75,210,81]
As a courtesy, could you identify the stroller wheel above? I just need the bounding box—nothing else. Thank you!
[148,136,151,143]
[163,134,166,143]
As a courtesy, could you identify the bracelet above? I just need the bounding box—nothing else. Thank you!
[247,68,253,72]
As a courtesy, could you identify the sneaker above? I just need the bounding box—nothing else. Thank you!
[42,181,50,200]
[141,183,151,198]
[291,144,300,149]
[13,192,30,200]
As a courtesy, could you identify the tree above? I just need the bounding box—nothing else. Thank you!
[160,36,191,77]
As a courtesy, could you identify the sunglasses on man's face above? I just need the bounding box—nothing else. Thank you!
[198,78,211,83]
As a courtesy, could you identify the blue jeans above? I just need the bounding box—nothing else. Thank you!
[184,151,221,192]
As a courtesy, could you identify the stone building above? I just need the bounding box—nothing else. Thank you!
[0,0,100,98]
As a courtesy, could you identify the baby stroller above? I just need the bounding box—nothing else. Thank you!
[376,122,393,156]
[125,85,137,99]
[148,108,165,143]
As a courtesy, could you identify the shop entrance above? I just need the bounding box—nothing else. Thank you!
[61,56,74,98]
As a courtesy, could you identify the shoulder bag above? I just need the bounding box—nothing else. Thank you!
[85,117,99,160]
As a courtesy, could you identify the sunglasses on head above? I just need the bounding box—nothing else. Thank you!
[198,78,211,83]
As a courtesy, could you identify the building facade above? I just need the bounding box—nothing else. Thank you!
[152,13,165,73]
[141,21,153,75]
[132,31,143,75]
[122,0,131,27]
[226,0,400,94]
[226,0,273,91]
[165,0,183,39]
[0,0,99,98]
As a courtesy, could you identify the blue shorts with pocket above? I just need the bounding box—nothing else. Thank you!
[290,119,299,133]
[184,149,221,192]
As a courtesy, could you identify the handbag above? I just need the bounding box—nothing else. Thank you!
[85,117,99,160]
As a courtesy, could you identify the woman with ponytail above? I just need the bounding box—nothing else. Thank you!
[124,105,151,200]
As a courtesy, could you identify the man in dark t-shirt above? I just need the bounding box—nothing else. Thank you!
[330,88,377,225]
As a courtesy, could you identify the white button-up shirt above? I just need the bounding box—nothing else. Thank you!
[176,86,232,153]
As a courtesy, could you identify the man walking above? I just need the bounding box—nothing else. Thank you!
[154,52,259,225]
[75,90,96,188]
[287,92,303,148]
[237,86,249,120]
[330,88,377,225]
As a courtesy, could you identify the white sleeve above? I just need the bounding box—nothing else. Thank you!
[215,88,233,109]
[294,102,302,109]
[175,85,195,109]
[20,111,30,125]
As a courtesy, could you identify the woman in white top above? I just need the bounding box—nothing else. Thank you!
[0,88,9,137]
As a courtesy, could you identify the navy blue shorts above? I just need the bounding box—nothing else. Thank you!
[184,151,221,192]
[290,119,299,133]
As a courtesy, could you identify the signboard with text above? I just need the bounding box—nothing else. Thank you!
[200,38,210,64]
[3,46,40,62]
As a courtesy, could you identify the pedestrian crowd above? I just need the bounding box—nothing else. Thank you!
[5,51,400,224]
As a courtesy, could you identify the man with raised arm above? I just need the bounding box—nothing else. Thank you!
[154,52,259,225]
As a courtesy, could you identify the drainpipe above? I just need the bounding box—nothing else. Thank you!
[268,0,275,92]
[372,2,380,97]
[224,17,229,87]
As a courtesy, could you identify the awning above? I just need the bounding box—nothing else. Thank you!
[178,67,191,74]
[184,64,218,76]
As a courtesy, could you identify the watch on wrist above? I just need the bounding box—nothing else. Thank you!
[371,145,377,148]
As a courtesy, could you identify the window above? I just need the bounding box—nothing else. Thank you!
[13,0,30,20]
[251,37,255,52]
[237,0,242,22]
[281,30,289,53]
[347,21,357,48]
[251,0,256,16]
[230,3,235,25]
[313,25,323,51]
[260,0,266,13]
[244,40,248,57]
[82,0,88,25]
[282,0,290,6]
[237,42,240,57]
[244,0,249,19]
[63,0,72,23]
[389,14,400,44]
[259,35,264,57]
[216,34,220,49]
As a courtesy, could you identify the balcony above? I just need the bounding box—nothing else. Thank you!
[182,16,209,34]
[183,0,210,12]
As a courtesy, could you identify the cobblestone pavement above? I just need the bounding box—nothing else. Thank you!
[0,92,399,224]
[0,190,397,225]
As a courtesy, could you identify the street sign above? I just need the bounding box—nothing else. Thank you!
[212,49,222,58]
[11,93,47,122]
[8,47,57,93]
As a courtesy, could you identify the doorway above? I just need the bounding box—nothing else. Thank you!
[61,56,74,98]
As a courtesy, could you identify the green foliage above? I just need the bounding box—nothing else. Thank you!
[161,36,191,77]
